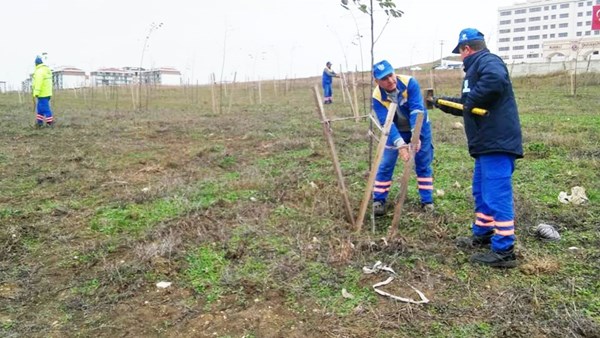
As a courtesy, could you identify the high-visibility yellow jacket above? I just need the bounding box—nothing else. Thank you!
[32,64,53,98]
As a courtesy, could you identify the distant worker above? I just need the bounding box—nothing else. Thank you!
[371,60,434,216]
[32,55,54,127]
[321,61,338,104]
[434,28,523,268]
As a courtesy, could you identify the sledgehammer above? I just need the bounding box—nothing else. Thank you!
[423,88,488,116]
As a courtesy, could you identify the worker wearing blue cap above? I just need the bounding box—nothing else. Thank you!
[321,61,339,104]
[32,55,54,127]
[435,28,523,268]
[371,60,435,216]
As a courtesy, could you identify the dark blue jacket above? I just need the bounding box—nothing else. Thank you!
[442,49,523,158]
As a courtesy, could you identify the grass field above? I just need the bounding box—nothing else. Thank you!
[0,71,599,337]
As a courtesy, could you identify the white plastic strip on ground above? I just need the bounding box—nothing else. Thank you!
[363,261,430,304]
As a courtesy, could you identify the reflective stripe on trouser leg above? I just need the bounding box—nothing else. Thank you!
[480,153,516,252]
[37,97,53,124]
[472,157,495,236]
[414,135,434,204]
[373,146,399,202]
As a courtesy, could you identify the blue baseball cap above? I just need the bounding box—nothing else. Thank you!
[373,60,394,80]
[452,28,485,54]
[35,56,43,65]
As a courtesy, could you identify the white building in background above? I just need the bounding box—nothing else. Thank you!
[150,68,182,86]
[53,67,87,89]
[90,67,182,87]
[497,0,600,62]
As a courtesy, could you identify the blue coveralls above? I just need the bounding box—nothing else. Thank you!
[322,66,336,103]
[372,75,434,205]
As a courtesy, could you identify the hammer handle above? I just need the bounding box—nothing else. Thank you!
[437,99,488,116]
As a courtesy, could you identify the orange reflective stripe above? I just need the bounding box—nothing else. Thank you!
[495,220,514,227]
[476,212,494,221]
[418,185,434,190]
[417,177,433,182]
[373,187,390,193]
[496,229,515,236]
[374,181,392,187]
[475,220,495,227]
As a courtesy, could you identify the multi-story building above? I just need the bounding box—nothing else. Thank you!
[53,67,87,89]
[90,67,181,87]
[497,0,600,62]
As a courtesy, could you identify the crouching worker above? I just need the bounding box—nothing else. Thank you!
[371,60,434,217]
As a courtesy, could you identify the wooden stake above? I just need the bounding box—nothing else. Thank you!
[227,72,237,114]
[339,64,347,103]
[210,73,217,114]
[313,86,355,228]
[340,71,357,119]
[351,71,359,122]
[130,85,136,110]
[387,112,424,239]
[258,79,262,104]
[355,102,398,231]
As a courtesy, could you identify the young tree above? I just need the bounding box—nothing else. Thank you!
[339,0,404,225]
[340,0,403,72]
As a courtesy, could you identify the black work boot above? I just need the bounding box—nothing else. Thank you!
[455,232,493,250]
[421,203,434,212]
[373,201,386,217]
[470,247,517,268]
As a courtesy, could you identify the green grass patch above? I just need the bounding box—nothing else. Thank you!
[184,245,229,303]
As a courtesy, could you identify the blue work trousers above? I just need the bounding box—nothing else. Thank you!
[322,83,332,102]
[373,131,434,205]
[36,97,54,125]
[472,153,517,252]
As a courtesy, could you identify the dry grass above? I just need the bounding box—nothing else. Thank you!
[0,71,598,337]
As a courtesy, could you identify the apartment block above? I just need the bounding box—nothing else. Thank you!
[497,0,600,62]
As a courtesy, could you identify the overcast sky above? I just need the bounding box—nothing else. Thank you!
[0,0,517,89]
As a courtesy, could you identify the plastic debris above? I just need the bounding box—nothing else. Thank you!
[535,223,560,241]
[341,288,354,299]
[558,186,588,205]
[362,261,429,304]
[156,281,172,288]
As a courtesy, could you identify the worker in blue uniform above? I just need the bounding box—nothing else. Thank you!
[321,61,338,104]
[371,60,434,216]
[435,28,523,268]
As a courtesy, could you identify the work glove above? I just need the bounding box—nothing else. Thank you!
[435,96,463,116]
[463,104,473,116]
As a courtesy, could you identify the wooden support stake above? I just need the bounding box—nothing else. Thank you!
[387,112,424,239]
[341,72,357,119]
[351,71,359,122]
[355,103,398,231]
[312,86,355,228]
[210,73,217,114]
[339,64,347,103]
[227,72,237,114]
[258,79,262,104]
